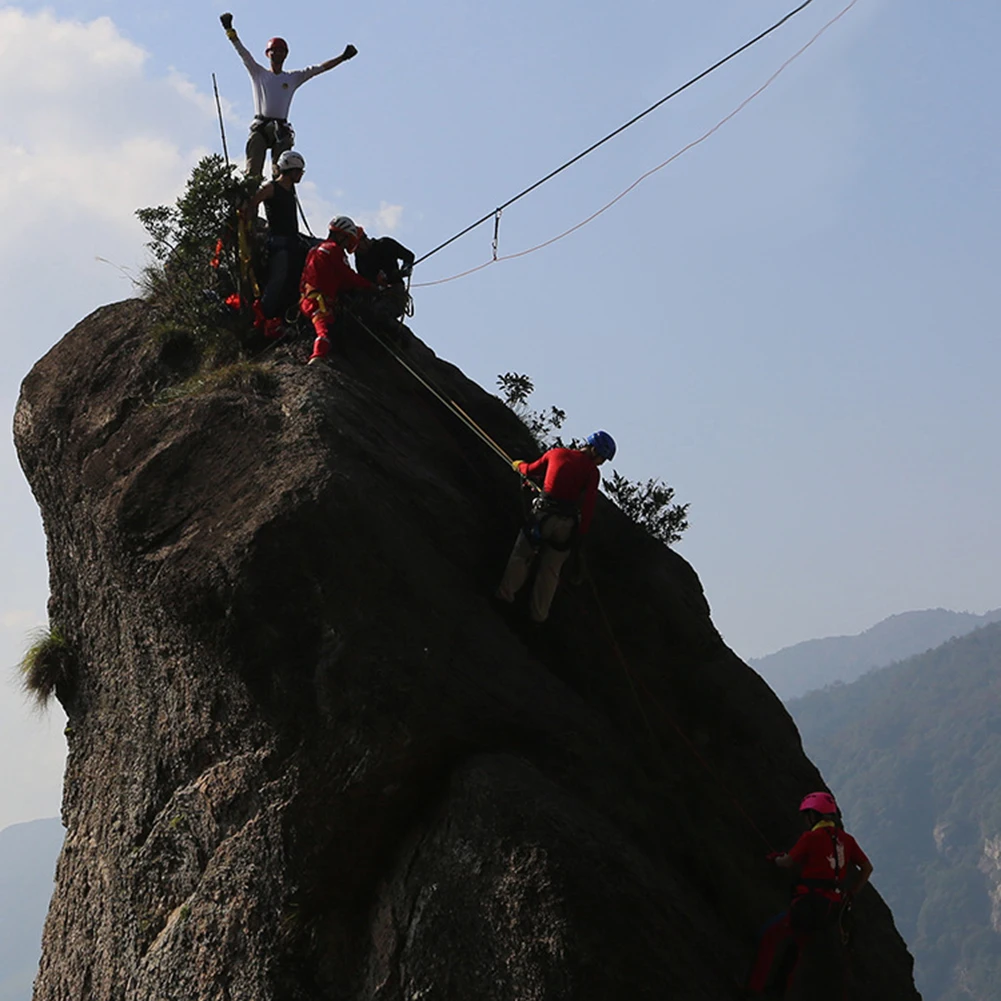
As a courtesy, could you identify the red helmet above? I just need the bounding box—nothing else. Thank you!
[799,791,838,815]
[266,37,288,55]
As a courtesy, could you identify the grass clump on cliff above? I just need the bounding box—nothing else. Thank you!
[137,154,257,356]
[19,627,74,709]
[154,360,279,405]
[497,372,690,546]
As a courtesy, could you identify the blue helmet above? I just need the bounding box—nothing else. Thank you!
[586,430,616,461]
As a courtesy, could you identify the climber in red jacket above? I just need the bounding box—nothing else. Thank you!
[775,791,872,927]
[495,431,616,623]
[750,791,873,997]
[299,215,374,364]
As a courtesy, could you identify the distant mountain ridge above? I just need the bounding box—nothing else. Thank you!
[750,607,1001,699]
[0,818,62,1001]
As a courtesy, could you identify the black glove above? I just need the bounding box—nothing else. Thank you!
[343,44,358,59]
[220,12,234,30]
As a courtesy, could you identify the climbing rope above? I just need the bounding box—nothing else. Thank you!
[413,0,861,288]
[412,0,828,270]
[294,192,316,239]
[340,305,521,470]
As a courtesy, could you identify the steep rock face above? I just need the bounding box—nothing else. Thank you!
[15,301,919,1000]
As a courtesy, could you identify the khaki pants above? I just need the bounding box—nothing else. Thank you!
[245,122,294,179]
[496,515,575,622]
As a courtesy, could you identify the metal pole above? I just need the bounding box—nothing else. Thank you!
[212,73,230,166]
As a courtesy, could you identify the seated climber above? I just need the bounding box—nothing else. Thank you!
[354,228,415,321]
[221,12,358,179]
[299,216,375,365]
[750,791,873,998]
[495,431,616,623]
[242,149,308,339]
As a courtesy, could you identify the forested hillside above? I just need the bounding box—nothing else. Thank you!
[792,622,1001,1001]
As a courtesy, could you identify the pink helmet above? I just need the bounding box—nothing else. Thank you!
[266,37,288,55]
[799,791,838,815]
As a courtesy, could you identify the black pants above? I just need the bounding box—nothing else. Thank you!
[261,236,302,318]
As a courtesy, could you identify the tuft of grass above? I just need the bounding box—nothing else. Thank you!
[154,361,279,405]
[19,627,74,709]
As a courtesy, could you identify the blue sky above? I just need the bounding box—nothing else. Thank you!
[1,0,998,828]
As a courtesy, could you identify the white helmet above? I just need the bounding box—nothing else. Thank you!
[276,150,305,173]
[328,215,358,238]
[327,215,359,249]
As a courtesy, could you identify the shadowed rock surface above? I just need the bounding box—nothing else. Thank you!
[14,300,920,1000]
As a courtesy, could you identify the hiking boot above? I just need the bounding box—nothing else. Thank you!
[308,335,331,365]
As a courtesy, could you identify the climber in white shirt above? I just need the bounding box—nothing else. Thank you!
[221,12,358,179]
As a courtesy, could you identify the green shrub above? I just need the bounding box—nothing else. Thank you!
[496,372,567,449]
[136,155,258,355]
[602,471,689,546]
[19,627,74,708]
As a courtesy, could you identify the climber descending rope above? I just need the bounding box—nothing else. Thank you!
[748,792,873,997]
[495,434,616,624]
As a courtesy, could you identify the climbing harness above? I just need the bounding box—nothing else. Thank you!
[788,823,847,937]
[302,288,329,315]
[523,494,579,551]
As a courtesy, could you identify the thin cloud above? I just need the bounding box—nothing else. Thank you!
[167,67,239,125]
[0,9,219,245]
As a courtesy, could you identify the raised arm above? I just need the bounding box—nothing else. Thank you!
[220,12,261,74]
[314,44,359,74]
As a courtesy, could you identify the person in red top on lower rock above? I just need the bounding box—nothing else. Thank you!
[494,431,615,623]
[299,215,374,365]
[755,791,874,998]
[776,791,873,922]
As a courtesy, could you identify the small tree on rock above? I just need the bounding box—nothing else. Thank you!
[136,154,256,354]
